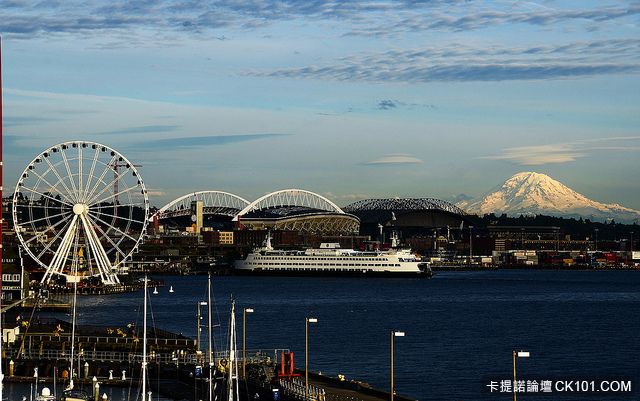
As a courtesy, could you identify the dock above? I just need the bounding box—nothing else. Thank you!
[2,318,416,401]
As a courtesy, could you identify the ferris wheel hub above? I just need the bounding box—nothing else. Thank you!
[73,203,89,215]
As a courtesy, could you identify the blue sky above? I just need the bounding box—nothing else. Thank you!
[2,0,639,209]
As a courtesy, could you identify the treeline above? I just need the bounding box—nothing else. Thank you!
[467,213,638,241]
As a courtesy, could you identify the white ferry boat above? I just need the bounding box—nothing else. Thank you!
[234,233,432,277]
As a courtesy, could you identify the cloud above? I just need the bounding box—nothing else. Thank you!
[483,144,586,165]
[137,133,287,149]
[345,5,640,37]
[249,39,640,82]
[247,38,640,83]
[365,153,424,165]
[3,116,60,127]
[2,1,638,40]
[377,100,397,110]
[483,136,640,166]
[93,125,180,135]
[146,189,167,197]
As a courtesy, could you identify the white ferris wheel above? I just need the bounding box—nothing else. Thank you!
[12,141,149,285]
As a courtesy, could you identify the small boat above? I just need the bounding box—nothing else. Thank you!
[169,286,174,293]
[153,287,158,294]
[59,389,91,401]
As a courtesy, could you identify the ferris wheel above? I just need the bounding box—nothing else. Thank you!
[12,141,149,285]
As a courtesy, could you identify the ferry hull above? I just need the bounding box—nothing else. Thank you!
[233,265,433,278]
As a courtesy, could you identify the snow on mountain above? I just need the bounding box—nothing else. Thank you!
[457,172,640,222]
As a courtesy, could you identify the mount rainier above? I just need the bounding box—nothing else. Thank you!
[456,172,640,222]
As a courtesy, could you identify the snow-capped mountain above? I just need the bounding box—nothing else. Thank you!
[457,172,640,222]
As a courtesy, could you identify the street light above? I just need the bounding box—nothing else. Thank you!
[390,331,405,401]
[512,350,530,401]
[469,226,474,265]
[196,301,207,352]
[243,308,254,378]
[305,317,318,401]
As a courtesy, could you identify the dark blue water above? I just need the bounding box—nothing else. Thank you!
[12,270,639,401]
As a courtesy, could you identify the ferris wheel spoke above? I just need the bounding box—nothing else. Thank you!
[86,215,128,259]
[37,217,77,260]
[28,169,75,205]
[88,209,146,225]
[41,155,77,202]
[60,146,80,201]
[19,210,73,227]
[84,154,118,205]
[86,212,138,242]
[42,215,79,283]
[79,213,117,282]
[22,216,71,245]
[90,202,144,210]
[19,186,75,207]
[82,147,101,203]
[86,166,135,206]
[78,146,84,198]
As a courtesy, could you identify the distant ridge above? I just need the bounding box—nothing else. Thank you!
[457,172,640,222]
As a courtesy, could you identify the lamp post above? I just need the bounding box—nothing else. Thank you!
[630,231,634,252]
[243,308,254,378]
[196,301,207,352]
[390,331,405,401]
[512,350,530,401]
[594,228,599,251]
[305,317,318,401]
[469,226,474,265]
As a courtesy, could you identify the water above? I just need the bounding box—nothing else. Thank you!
[6,270,639,400]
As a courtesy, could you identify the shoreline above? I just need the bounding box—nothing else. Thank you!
[430,264,640,271]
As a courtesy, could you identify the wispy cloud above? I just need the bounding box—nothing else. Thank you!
[93,125,180,135]
[247,39,640,83]
[377,99,436,111]
[3,116,60,127]
[137,133,287,149]
[377,100,397,110]
[2,1,638,40]
[365,153,424,165]
[483,136,640,165]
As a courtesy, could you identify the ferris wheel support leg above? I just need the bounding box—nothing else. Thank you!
[42,215,79,285]
[80,214,119,285]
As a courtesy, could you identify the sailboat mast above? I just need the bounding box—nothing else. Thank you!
[227,300,239,401]
[207,273,214,401]
[68,232,81,391]
[142,274,148,401]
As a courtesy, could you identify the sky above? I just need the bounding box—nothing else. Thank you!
[1,0,639,210]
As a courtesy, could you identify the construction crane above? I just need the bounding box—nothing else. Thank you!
[109,161,142,223]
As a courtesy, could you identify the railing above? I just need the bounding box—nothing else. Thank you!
[17,333,194,347]
[278,377,327,401]
[10,348,287,365]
